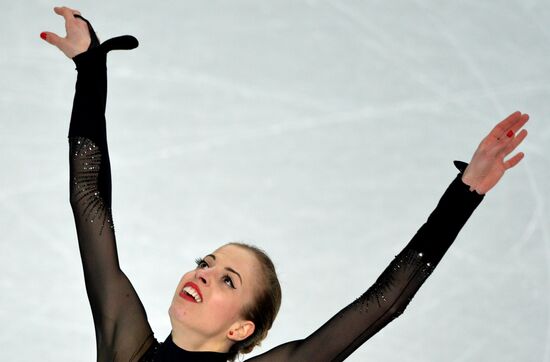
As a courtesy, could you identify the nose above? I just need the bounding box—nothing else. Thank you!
[195,268,210,286]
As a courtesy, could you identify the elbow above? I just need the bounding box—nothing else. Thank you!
[388,303,409,320]
[69,192,80,208]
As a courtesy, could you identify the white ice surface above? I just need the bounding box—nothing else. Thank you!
[1,1,549,361]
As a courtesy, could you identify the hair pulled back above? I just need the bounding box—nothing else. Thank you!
[224,242,282,361]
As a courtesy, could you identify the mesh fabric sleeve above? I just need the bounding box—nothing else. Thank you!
[247,162,484,362]
[68,37,155,361]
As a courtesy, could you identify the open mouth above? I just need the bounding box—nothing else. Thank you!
[180,284,202,303]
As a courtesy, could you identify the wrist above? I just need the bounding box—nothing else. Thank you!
[461,174,485,195]
[72,46,106,71]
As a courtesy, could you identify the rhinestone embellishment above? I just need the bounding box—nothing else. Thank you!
[69,136,115,235]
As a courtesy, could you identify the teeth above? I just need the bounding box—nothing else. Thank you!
[183,286,202,303]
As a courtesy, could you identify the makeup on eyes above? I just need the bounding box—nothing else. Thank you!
[194,257,237,289]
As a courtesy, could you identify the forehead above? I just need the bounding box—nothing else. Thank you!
[210,245,260,283]
[212,244,255,264]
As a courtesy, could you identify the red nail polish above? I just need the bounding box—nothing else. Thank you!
[40,32,47,40]
[507,130,514,137]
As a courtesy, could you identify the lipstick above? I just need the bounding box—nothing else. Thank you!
[179,281,203,303]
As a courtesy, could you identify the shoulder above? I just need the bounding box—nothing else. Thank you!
[136,336,160,362]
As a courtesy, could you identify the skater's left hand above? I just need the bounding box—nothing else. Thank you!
[461,111,529,195]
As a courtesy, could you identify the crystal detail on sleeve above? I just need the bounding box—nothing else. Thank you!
[69,136,115,235]
[344,248,436,316]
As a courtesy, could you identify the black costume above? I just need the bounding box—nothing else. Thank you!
[68,16,485,362]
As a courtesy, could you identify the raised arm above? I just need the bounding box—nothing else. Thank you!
[248,112,529,362]
[44,7,155,361]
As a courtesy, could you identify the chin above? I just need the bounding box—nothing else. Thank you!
[169,298,189,323]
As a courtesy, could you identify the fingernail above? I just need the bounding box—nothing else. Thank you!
[507,130,514,138]
[40,32,47,40]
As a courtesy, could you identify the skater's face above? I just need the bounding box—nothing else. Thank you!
[169,244,260,345]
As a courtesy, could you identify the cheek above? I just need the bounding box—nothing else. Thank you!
[176,271,194,289]
[208,290,244,321]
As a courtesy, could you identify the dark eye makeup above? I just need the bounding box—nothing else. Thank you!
[194,257,235,289]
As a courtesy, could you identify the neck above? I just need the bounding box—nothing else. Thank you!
[170,323,232,354]
[156,332,233,362]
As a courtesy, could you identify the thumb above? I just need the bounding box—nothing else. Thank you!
[40,31,65,49]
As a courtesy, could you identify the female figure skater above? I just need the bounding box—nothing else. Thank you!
[41,7,529,362]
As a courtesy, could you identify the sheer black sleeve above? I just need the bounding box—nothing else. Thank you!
[247,161,485,362]
[67,22,155,361]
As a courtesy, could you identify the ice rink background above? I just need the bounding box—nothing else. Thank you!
[2,1,549,361]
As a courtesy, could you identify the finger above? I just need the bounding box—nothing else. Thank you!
[498,115,528,141]
[54,6,80,23]
[41,31,65,48]
[504,152,525,170]
[489,111,529,140]
[510,128,528,150]
[509,113,529,134]
[498,129,528,158]
[490,111,522,139]
[65,6,81,15]
[501,113,529,140]
[54,6,81,16]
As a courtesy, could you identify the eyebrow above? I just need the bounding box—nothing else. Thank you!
[205,254,243,285]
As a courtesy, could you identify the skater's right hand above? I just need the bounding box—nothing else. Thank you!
[41,6,92,59]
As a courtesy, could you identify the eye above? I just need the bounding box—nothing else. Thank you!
[195,257,235,289]
[194,257,208,269]
[223,274,235,289]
